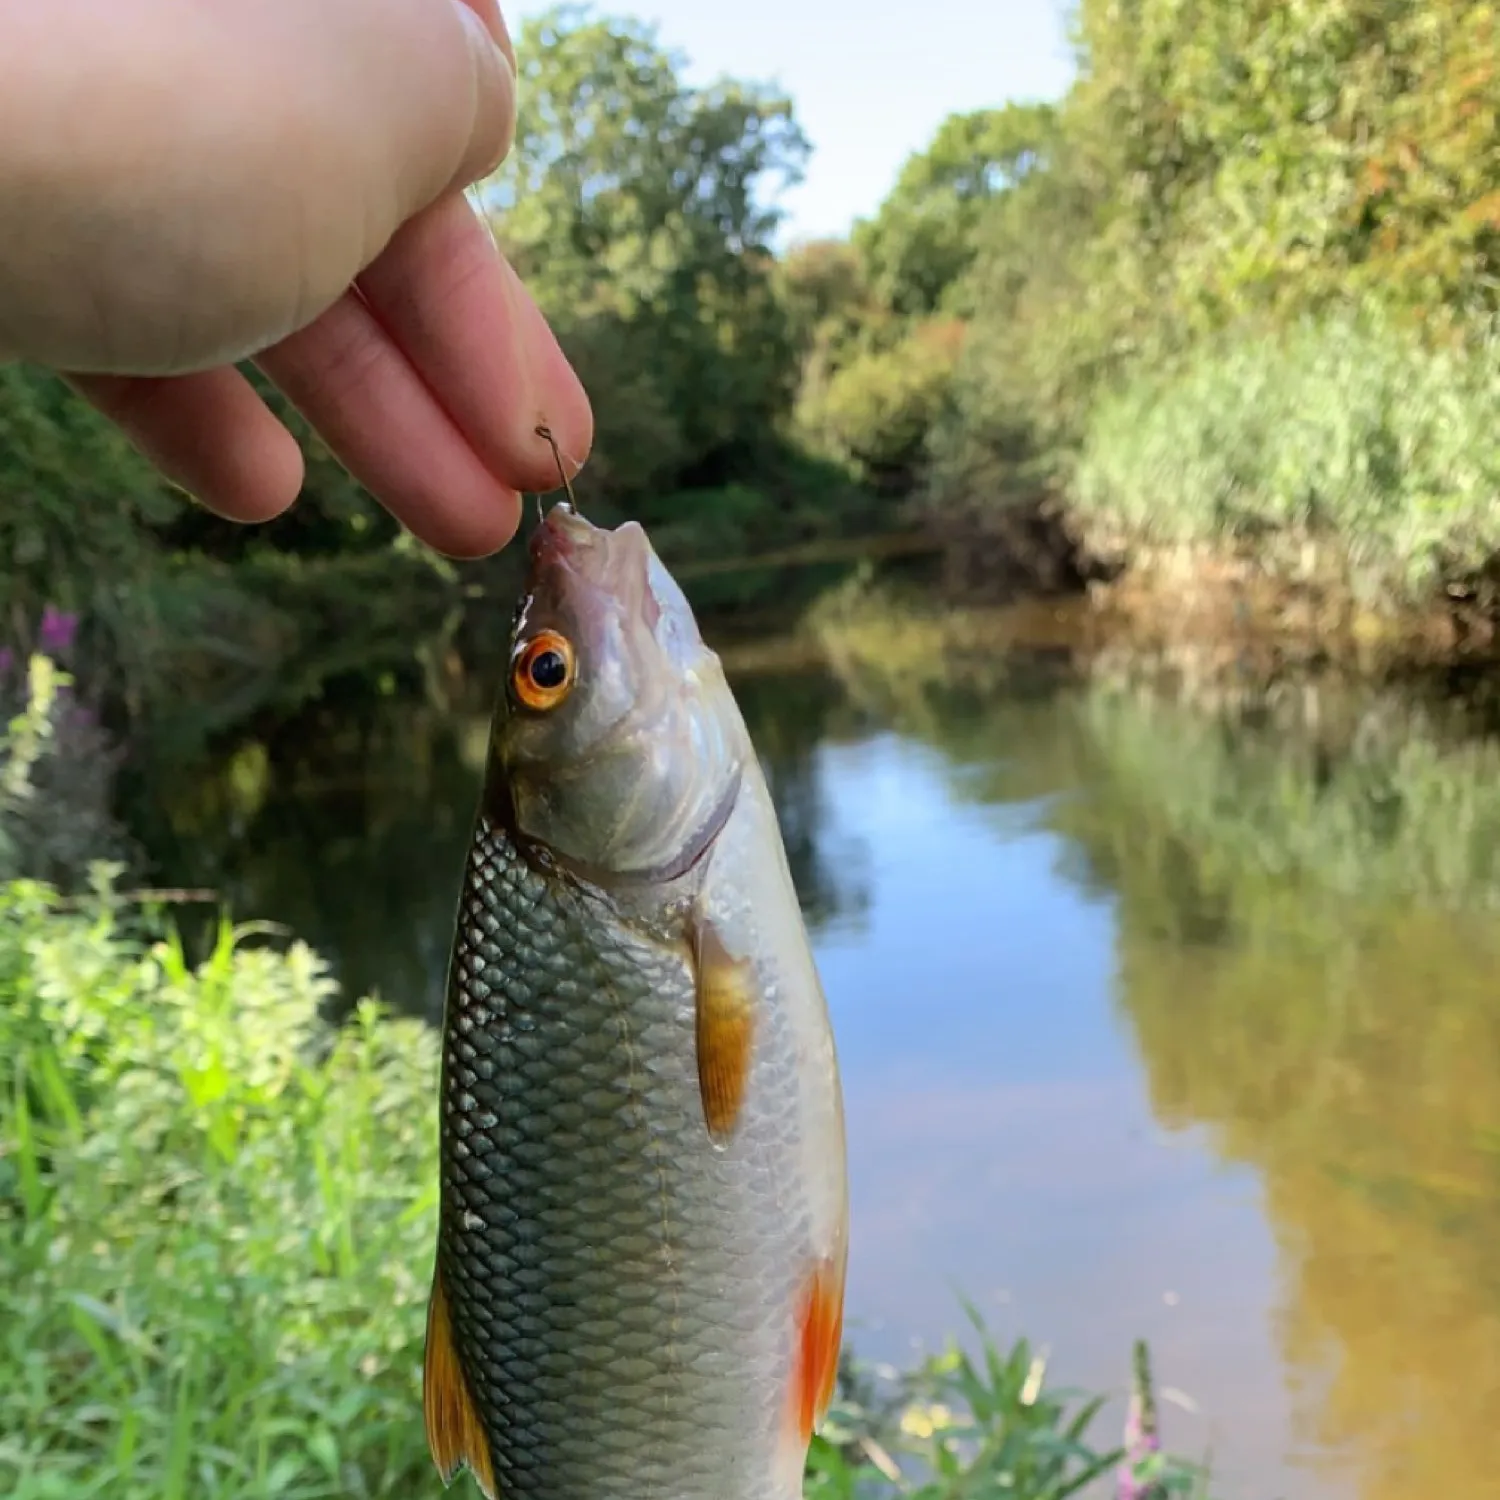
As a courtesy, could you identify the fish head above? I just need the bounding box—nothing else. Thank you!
[491,504,744,883]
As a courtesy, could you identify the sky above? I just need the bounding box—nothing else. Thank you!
[508,0,1078,243]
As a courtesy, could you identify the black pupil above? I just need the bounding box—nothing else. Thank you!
[528,649,568,690]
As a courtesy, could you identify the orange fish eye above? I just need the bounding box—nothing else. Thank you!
[511,630,576,711]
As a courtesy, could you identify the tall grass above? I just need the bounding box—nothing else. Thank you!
[0,880,1208,1499]
[0,883,442,1499]
[1072,313,1500,595]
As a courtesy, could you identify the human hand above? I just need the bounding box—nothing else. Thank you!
[0,0,592,557]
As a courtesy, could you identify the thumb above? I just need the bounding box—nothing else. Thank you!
[442,0,519,194]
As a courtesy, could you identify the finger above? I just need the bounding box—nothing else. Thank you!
[255,286,522,558]
[458,0,516,74]
[441,0,520,192]
[356,193,595,495]
[66,368,305,523]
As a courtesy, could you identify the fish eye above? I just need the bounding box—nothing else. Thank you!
[512,630,576,711]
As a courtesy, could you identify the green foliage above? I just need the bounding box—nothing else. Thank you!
[125,545,463,757]
[0,366,182,716]
[777,240,876,357]
[0,880,1208,1499]
[894,0,1500,590]
[790,104,1063,497]
[853,105,1059,319]
[1064,0,1500,330]
[808,1306,1208,1499]
[489,4,852,548]
[0,363,465,753]
[1072,310,1500,593]
[0,367,177,624]
[0,885,443,1499]
[796,321,964,492]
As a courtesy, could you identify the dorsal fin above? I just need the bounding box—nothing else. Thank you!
[424,1266,500,1498]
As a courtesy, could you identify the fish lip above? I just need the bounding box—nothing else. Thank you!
[527,500,593,570]
[527,505,659,629]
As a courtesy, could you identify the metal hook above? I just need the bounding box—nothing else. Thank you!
[534,424,579,510]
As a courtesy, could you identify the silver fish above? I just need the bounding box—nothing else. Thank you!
[424,503,849,1500]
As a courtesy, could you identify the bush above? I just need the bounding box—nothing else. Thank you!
[0,884,442,1499]
[797,321,964,491]
[1071,312,1500,594]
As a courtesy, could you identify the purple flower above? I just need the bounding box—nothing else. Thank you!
[0,647,12,679]
[1118,1341,1165,1500]
[38,606,78,656]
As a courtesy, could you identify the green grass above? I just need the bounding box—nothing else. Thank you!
[1072,312,1500,597]
[0,883,442,1499]
[0,876,1210,1499]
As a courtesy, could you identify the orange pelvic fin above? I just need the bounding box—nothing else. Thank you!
[424,1266,499,1499]
[793,1254,847,1442]
[692,914,758,1143]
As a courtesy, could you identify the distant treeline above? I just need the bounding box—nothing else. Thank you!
[786,0,1500,597]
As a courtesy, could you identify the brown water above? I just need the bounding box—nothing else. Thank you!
[134,629,1500,1500]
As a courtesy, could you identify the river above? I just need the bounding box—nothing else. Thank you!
[127,605,1500,1500]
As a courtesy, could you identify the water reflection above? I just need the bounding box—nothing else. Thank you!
[1045,681,1500,1500]
[126,637,1500,1500]
[125,699,488,1020]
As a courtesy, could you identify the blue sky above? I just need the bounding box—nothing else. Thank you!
[508,0,1078,242]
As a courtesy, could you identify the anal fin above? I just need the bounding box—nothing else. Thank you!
[424,1266,499,1498]
[794,1254,847,1442]
[692,914,758,1143]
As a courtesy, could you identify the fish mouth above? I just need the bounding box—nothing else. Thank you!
[527,500,596,566]
[528,504,660,629]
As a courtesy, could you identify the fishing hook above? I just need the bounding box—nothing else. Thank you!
[535,423,580,512]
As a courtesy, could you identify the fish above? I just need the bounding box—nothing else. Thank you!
[422,501,849,1500]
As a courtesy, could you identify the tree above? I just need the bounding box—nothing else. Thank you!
[852,103,1059,317]
[484,6,811,507]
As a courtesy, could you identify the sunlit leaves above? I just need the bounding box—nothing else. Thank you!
[485,6,810,516]
[852,105,1060,318]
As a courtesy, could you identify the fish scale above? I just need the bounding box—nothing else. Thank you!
[437,817,809,1500]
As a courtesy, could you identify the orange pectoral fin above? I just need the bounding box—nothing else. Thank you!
[794,1255,847,1443]
[692,915,758,1143]
[424,1267,499,1499]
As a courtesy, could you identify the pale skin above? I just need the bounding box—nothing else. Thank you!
[0,0,594,558]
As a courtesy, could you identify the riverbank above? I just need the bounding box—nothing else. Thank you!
[927,304,1500,676]
[16,592,1500,1497]
[914,505,1500,685]
[1081,538,1500,676]
[0,875,1207,1500]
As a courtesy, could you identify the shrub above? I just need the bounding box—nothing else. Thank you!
[1072,312,1500,594]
